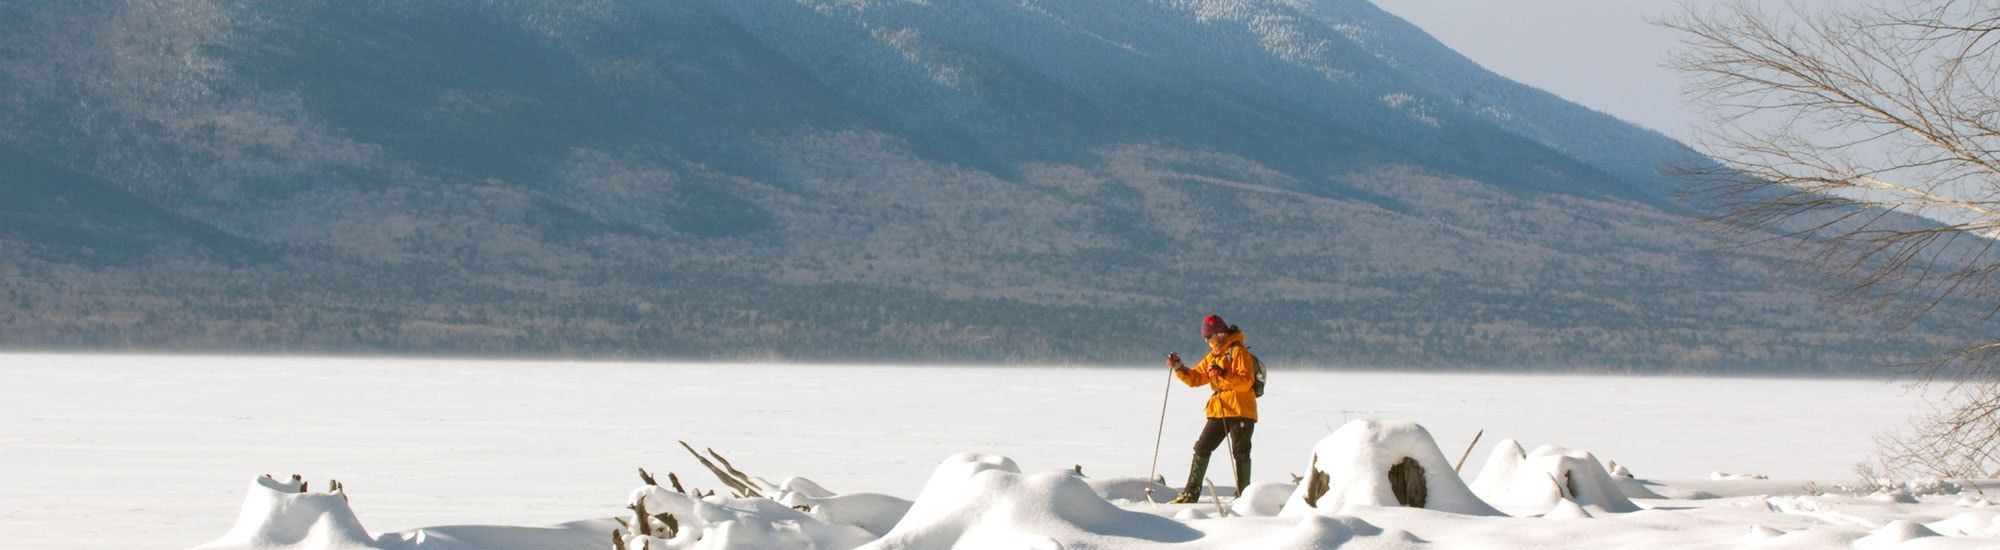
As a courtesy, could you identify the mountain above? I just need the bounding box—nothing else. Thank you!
[0,0,1953,371]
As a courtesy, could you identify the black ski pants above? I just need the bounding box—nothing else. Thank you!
[1193,417,1254,458]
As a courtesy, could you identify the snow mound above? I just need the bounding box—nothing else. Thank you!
[1742,524,1784,539]
[624,485,876,549]
[1869,478,1964,498]
[1542,498,1593,519]
[1174,508,1214,520]
[1085,476,1176,503]
[196,475,380,550]
[1927,510,2000,537]
[1279,420,1502,516]
[1645,484,1720,500]
[1953,496,1996,508]
[1471,440,1639,514]
[1708,471,1768,481]
[1600,460,1668,499]
[1853,519,1941,549]
[778,476,838,499]
[780,489,914,538]
[375,519,615,550]
[860,453,1201,548]
[1252,514,1421,549]
[1231,481,1298,517]
[1609,476,1667,500]
[1872,490,1920,504]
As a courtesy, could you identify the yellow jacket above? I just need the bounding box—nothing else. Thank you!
[1175,331,1257,420]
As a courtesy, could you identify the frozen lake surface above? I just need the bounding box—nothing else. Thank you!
[0,353,1926,549]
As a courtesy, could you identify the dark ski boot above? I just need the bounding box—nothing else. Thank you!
[1170,453,1211,503]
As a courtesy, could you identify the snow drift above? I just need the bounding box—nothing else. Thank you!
[1279,420,1502,516]
[196,476,375,550]
[1470,439,1639,514]
[860,453,1201,548]
[196,475,616,550]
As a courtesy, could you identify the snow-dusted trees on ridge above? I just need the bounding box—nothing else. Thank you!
[1664,0,2000,477]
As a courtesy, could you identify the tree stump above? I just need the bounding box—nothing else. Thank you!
[1303,455,1331,508]
[1387,457,1427,508]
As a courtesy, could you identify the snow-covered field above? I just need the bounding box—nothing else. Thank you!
[2,353,1991,549]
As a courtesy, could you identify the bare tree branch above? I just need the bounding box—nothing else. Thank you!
[1664,0,2000,478]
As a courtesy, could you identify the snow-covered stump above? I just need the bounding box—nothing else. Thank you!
[1279,420,1502,516]
[860,453,1201,548]
[196,475,377,550]
[1470,439,1640,515]
[621,483,878,549]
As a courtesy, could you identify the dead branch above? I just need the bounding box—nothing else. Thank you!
[678,441,761,497]
[705,447,765,492]
[631,498,651,537]
[653,512,679,538]
[1454,429,1485,473]
[1204,478,1229,517]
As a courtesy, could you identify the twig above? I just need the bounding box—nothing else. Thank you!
[1454,429,1485,473]
[653,512,679,538]
[1205,478,1230,517]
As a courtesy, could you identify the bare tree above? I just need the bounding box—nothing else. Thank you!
[1663,0,2000,478]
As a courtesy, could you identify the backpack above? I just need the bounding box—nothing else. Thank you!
[1238,344,1267,398]
[1248,352,1264,398]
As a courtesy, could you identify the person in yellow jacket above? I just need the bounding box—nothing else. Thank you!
[1166,314,1257,504]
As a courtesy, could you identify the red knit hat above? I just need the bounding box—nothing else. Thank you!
[1202,314,1228,337]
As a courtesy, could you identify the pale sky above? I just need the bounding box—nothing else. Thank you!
[1368,0,1871,141]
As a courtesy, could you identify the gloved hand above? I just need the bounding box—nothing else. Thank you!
[1166,352,1183,368]
[1207,367,1223,379]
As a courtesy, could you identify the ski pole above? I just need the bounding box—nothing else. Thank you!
[1146,353,1177,505]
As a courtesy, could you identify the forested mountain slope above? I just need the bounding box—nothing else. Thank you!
[0,0,1951,371]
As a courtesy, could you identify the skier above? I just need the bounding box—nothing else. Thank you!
[1166,314,1257,504]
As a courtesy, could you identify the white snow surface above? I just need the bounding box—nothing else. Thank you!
[2,353,1991,549]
